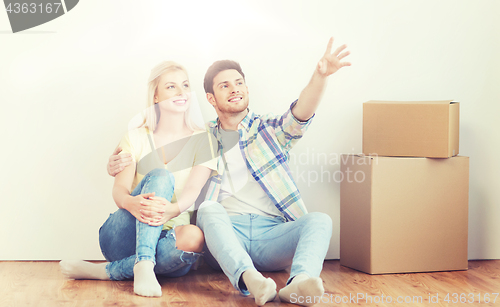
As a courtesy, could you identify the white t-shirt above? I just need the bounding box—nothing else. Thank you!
[217,128,283,217]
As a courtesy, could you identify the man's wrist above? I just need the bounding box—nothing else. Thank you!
[313,68,328,81]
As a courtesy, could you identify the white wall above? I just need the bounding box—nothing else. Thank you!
[0,0,498,260]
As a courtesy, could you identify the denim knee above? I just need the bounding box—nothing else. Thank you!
[99,209,136,262]
[145,168,175,184]
[303,212,333,234]
[99,209,135,240]
[197,201,226,224]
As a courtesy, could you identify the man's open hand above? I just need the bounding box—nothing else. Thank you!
[317,37,351,77]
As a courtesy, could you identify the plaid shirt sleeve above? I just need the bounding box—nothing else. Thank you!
[261,100,314,153]
[203,102,313,221]
[203,122,223,202]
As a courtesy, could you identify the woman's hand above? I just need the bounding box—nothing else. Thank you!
[142,196,181,226]
[123,192,159,224]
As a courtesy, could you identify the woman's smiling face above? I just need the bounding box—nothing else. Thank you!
[154,69,191,113]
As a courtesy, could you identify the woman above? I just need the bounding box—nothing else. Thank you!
[60,62,217,297]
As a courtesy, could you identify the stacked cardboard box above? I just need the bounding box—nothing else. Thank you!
[340,101,469,274]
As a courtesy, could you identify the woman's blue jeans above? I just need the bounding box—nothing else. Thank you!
[99,168,201,280]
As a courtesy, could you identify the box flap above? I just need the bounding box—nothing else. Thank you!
[365,100,455,105]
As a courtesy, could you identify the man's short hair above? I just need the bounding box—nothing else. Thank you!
[204,60,245,95]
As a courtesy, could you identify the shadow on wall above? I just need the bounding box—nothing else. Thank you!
[461,124,490,260]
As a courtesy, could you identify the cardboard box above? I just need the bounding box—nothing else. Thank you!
[363,100,460,158]
[340,155,469,274]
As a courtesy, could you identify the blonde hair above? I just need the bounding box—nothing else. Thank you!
[142,61,202,132]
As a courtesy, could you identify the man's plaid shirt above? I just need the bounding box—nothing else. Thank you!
[204,101,313,221]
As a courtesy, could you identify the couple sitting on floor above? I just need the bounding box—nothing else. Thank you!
[60,38,350,306]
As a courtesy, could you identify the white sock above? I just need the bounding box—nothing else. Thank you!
[279,274,324,306]
[133,260,162,297]
[241,269,277,306]
[59,260,109,280]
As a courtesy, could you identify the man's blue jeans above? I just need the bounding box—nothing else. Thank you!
[196,201,332,295]
[99,168,200,280]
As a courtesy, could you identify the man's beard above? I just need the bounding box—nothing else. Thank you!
[217,99,249,114]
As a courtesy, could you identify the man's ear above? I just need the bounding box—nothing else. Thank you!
[207,93,216,107]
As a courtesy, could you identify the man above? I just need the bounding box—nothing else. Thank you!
[108,38,350,306]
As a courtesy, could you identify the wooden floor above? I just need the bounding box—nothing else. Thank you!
[0,260,499,306]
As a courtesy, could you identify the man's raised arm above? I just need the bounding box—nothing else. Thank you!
[292,37,351,122]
